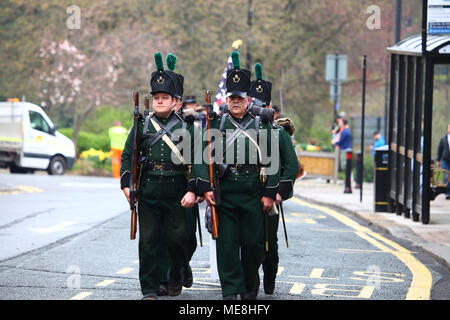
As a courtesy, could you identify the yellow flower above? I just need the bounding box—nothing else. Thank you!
[80,148,111,162]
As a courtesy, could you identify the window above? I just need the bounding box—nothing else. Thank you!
[29,111,51,134]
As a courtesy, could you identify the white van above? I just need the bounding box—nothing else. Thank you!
[0,100,75,175]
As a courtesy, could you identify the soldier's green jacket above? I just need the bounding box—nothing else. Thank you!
[195,110,280,198]
[120,110,202,192]
[276,125,299,199]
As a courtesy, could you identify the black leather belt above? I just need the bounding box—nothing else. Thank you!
[144,161,186,172]
[227,164,260,174]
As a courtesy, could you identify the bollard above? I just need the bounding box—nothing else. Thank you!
[344,150,352,193]
[355,152,362,189]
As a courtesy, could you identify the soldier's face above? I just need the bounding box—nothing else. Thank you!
[227,95,249,118]
[152,93,176,117]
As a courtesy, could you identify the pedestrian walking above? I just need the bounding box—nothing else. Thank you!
[436,123,450,199]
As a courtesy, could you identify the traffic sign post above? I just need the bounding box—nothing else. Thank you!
[326,54,347,120]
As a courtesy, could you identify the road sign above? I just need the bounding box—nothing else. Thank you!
[326,54,347,82]
[427,0,450,34]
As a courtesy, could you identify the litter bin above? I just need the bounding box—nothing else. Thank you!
[374,145,389,212]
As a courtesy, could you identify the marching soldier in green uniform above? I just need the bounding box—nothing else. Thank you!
[164,53,197,293]
[198,51,280,300]
[249,63,299,296]
[120,52,199,300]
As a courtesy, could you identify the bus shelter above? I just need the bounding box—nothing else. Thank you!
[386,34,450,224]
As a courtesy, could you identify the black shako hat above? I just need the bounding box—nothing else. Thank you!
[150,52,177,97]
[166,53,184,99]
[249,63,272,105]
[184,95,196,103]
[226,51,251,98]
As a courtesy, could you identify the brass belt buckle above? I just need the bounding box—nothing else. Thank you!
[154,163,163,170]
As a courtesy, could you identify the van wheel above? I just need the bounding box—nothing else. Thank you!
[48,156,66,175]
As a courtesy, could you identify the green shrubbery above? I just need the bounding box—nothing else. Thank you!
[58,128,110,154]
[57,105,133,176]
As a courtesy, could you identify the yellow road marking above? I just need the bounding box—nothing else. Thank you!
[309,268,339,280]
[289,282,306,294]
[311,283,375,299]
[0,185,43,195]
[116,267,134,275]
[289,197,432,300]
[95,279,116,287]
[277,266,284,276]
[290,268,339,280]
[70,292,92,300]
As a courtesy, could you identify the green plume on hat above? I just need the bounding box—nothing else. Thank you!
[231,51,240,70]
[166,53,177,71]
[154,52,164,72]
[255,63,263,80]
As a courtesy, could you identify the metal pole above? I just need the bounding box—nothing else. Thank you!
[422,0,428,55]
[384,54,389,139]
[334,52,339,120]
[395,0,402,43]
[247,0,252,70]
[361,56,367,202]
[280,68,284,114]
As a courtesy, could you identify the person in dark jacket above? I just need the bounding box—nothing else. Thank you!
[436,123,450,199]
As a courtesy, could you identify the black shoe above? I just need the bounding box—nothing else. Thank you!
[446,195,450,200]
[183,265,193,288]
[142,293,157,300]
[157,283,168,296]
[264,275,276,294]
[167,269,184,296]
[223,294,237,300]
[240,291,257,300]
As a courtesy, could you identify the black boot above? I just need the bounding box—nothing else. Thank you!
[157,282,168,296]
[240,291,257,300]
[167,268,184,296]
[183,265,193,288]
[264,274,276,294]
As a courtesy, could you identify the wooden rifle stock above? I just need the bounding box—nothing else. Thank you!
[205,90,218,239]
[129,92,140,240]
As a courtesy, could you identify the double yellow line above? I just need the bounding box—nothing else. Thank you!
[290,197,432,300]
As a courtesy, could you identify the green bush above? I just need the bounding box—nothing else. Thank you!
[57,128,110,154]
[81,105,133,135]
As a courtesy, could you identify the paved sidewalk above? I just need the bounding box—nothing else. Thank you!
[293,177,450,269]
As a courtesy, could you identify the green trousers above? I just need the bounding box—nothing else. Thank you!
[258,212,280,288]
[156,202,198,286]
[215,176,265,297]
[137,174,188,295]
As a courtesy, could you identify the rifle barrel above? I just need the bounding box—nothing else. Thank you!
[130,91,140,240]
[205,90,219,239]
